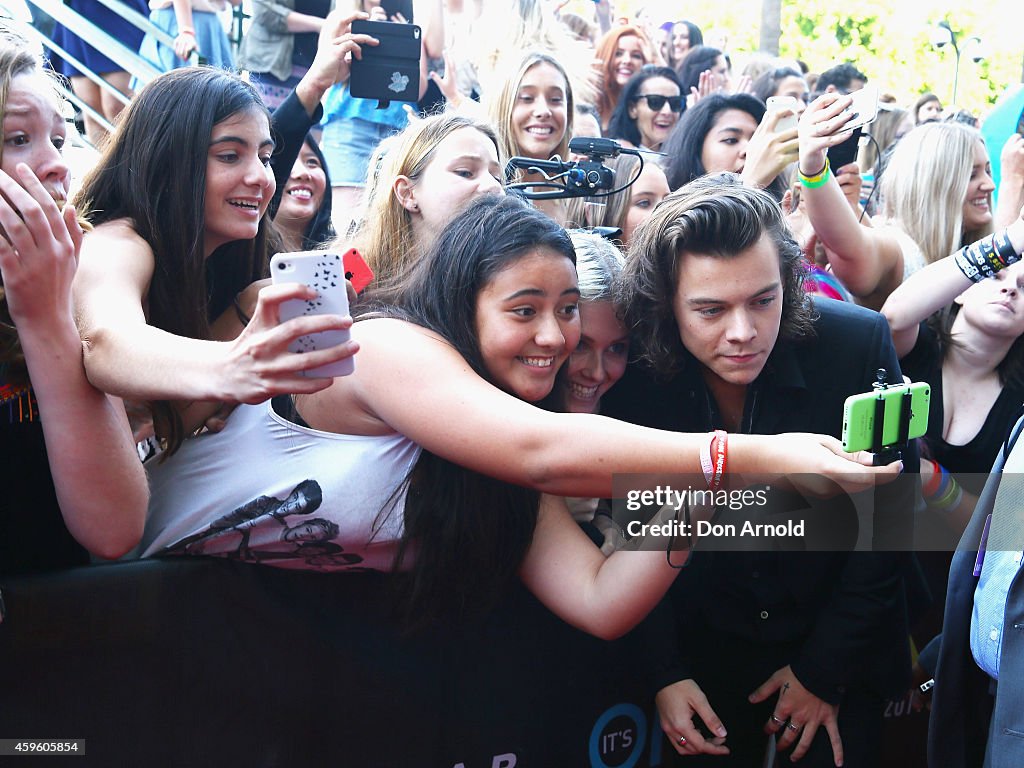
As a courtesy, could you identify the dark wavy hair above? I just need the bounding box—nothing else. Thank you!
[605,65,681,148]
[364,194,577,625]
[617,173,815,377]
[814,62,867,97]
[74,68,273,453]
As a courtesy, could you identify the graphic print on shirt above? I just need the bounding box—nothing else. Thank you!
[160,479,365,568]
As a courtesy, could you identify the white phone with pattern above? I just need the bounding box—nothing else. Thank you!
[270,251,354,377]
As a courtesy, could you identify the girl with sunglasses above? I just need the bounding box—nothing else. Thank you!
[606,66,683,153]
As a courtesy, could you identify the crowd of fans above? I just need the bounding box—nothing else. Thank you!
[4,1,1024,765]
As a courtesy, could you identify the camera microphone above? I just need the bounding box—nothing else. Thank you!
[567,136,624,159]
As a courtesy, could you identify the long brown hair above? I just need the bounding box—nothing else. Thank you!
[75,68,273,452]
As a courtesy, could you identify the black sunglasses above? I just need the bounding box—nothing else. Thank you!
[634,94,684,113]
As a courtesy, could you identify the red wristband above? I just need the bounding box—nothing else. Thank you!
[922,459,943,498]
[711,429,728,491]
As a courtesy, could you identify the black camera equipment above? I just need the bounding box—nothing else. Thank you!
[505,136,649,201]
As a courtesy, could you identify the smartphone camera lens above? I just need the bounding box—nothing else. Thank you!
[277,262,287,270]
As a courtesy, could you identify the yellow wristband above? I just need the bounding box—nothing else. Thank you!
[799,158,831,188]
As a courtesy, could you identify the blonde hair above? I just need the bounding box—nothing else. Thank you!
[487,52,574,167]
[348,112,501,289]
[881,122,992,265]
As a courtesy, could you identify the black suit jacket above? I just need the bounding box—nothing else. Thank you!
[603,298,915,702]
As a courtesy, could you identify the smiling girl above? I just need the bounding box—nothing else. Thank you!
[274,134,335,252]
[488,51,573,224]
[73,68,357,453]
[0,37,146,573]
[606,66,683,153]
[594,26,652,132]
[133,193,897,633]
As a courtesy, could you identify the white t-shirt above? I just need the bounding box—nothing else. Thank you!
[133,400,421,571]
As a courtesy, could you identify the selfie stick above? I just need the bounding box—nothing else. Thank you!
[870,368,912,465]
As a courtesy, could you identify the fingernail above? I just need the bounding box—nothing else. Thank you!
[716,727,727,737]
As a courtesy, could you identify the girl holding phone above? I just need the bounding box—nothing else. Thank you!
[73,68,359,454]
[661,93,797,200]
[797,95,995,310]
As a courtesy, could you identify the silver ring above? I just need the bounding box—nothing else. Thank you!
[678,735,687,745]
[770,715,785,725]
[787,722,800,732]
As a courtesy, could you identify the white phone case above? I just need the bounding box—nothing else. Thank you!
[270,251,354,377]
[766,96,799,133]
[844,85,879,131]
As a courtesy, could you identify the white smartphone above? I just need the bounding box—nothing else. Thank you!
[270,251,354,378]
[843,85,879,131]
[766,95,799,133]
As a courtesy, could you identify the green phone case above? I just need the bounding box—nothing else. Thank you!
[841,382,931,453]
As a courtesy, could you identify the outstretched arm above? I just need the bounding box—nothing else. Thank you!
[73,222,358,405]
[300,318,903,499]
[881,204,1024,357]
[0,166,147,559]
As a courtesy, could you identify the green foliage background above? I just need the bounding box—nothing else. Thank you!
[563,0,1022,117]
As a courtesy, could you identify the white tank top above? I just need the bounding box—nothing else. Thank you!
[133,400,421,571]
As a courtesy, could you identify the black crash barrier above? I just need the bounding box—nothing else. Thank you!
[0,558,665,767]
[0,558,931,767]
